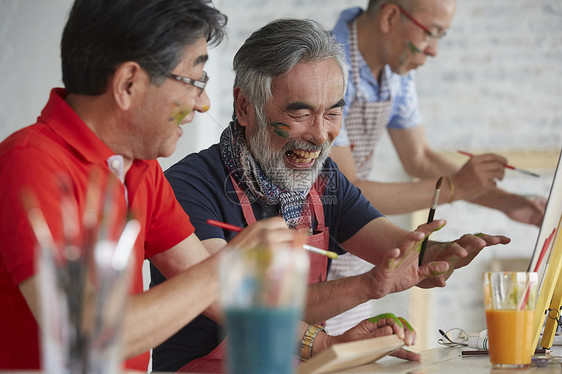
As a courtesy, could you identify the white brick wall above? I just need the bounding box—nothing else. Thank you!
[419,0,562,151]
[1,1,559,162]
[1,0,560,353]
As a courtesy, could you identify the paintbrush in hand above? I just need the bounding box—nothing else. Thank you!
[206,219,338,259]
[418,177,443,266]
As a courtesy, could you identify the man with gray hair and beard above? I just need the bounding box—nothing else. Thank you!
[150,18,509,372]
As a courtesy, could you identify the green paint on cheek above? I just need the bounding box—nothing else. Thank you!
[368,313,403,328]
[169,102,191,125]
[270,122,291,138]
[173,109,191,125]
[407,40,422,55]
[398,317,414,331]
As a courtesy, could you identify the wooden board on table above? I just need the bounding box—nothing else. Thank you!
[297,334,404,374]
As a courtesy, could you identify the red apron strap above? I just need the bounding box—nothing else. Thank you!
[306,187,329,284]
[230,176,329,284]
[309,187,326,231]
[230,174,257,225]
[176,340,226,373]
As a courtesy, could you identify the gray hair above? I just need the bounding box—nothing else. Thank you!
[233,18,347,126]
[366,0,417,15]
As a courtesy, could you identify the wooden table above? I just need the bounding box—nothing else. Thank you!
[337,346,562,373]
[3,346,562,373]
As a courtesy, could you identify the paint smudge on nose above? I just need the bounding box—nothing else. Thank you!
[270,122,291,138]
[201,104,210,112]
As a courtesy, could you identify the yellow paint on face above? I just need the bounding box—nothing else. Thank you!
[201,104,210,112]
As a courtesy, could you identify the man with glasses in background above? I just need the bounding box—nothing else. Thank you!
[326,0,545,335]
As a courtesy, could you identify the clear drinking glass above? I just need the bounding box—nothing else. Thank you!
[220,244,309,374]
[483,271,538,368]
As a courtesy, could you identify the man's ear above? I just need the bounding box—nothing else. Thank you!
[379,3,401,34]
[111,61,145,111]
[233,86,251,127]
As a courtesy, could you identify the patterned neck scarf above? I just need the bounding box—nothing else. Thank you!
[219,120,312,231]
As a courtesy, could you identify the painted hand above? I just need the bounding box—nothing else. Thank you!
[454,153,508,200]
[324,313,420,361]
[417,232,510,288]
[364,220,450,299]
[227,217,305,250]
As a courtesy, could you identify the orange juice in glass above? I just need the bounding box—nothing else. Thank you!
[483,272,538,368]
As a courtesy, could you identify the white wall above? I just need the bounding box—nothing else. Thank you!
[0,1,72,136]
[2,1,560,163]
[1,0,561,352]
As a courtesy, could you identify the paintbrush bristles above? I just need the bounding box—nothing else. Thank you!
[436,176,443,190]
[430,177,443,209]
[419,177,442,266]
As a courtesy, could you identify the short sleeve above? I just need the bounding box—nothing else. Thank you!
[143,163,195,258]
[164,147,236,243]
[387,71,422,129]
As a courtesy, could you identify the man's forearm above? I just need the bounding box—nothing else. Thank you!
[122,255,220,358]
[303,273,373,324]
[467,187,511,211]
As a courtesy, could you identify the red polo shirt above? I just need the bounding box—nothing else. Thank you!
[0,88,194,371]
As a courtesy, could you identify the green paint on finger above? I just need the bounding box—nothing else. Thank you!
[474,232,485,237]
[398,317,414,332]
[368,313,403,328]
[430,269,447,276]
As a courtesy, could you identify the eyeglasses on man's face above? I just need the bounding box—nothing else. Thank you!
[382,3,447,41]
[168,71,209,97]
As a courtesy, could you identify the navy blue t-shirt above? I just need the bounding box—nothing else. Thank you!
[150,144,382,371]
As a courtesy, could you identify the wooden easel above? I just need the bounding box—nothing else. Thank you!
[538,218,562,349]
[531,213,562,350]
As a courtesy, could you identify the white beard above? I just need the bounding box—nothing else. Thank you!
[246,120,332,191]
